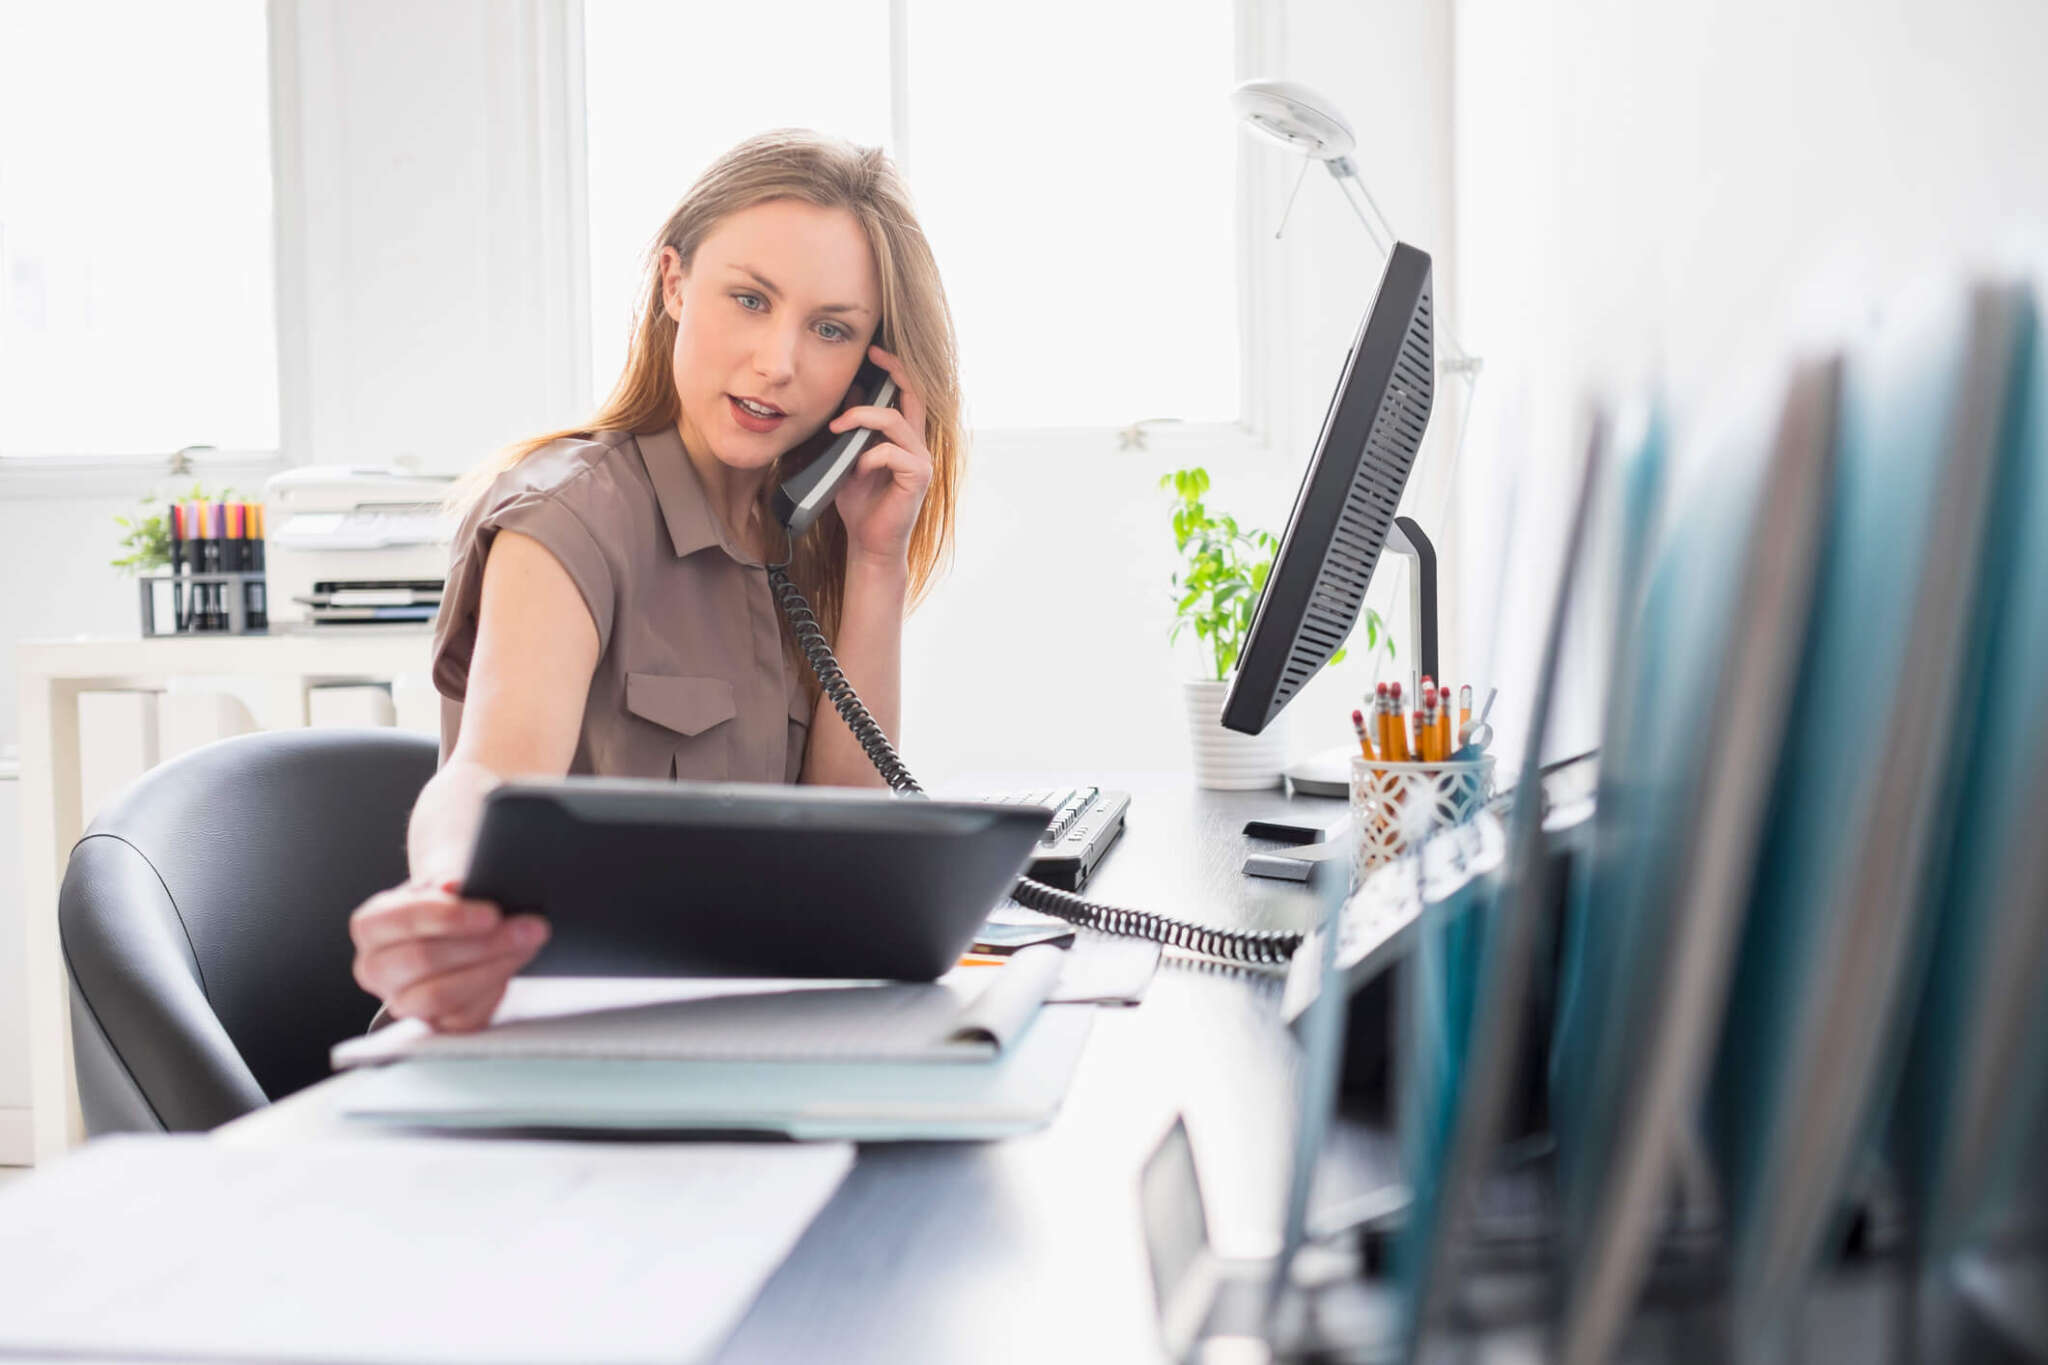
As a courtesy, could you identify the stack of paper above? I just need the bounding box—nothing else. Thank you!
[0,1135,851,1364]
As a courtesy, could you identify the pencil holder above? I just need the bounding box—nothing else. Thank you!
[1348,754,1496,882]
[137,571,270,636]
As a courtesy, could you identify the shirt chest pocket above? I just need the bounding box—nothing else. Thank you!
[624,673,736,781]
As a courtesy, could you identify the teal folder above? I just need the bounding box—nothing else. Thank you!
[1889,282,2048,1259]
[1709,278,2029,1355]
[328,1002,1095,1141]
[1551,358,1838,1364]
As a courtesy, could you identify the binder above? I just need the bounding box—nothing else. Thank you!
[1396,417,1607,1355]
[1552,357,1839,1364]
[1890,282,2048,1260]
[1708,278,2029,1355]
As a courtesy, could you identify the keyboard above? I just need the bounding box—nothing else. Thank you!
[981,785,1131,892]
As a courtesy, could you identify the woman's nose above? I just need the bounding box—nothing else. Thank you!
[753,327,801,383]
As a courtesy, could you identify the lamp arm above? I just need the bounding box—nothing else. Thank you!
[1323,156,1391,255]
[1324,158,1482,377]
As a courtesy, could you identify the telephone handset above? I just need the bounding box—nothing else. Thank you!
[772,358,899,537]
[762,363,1300,964]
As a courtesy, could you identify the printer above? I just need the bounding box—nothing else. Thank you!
[262,466,458,626]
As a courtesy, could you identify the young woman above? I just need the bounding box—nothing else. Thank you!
[349,130,965,1032]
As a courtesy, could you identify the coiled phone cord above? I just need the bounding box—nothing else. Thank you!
[767,561,1303,966]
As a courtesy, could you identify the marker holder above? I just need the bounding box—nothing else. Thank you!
[1347,754,1495,883]
[137,571,270,637]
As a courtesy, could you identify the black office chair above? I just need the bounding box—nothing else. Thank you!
[58,727,438,1134]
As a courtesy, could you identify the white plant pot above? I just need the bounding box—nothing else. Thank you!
[1182,678,1289,790]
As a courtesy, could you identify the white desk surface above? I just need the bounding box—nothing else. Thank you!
[18,624,433,679]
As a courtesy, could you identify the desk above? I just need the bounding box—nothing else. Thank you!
[219,775,1383,1364]
[14,628,433,1165]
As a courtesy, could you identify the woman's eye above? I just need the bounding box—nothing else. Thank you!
[734,292,764,312]
[817,322,851,342]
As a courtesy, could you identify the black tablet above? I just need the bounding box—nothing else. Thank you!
[461,779,1054,981]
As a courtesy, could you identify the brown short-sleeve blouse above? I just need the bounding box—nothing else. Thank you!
[430,425,813,784]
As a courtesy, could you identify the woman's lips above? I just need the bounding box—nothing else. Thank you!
[727,395,786,433]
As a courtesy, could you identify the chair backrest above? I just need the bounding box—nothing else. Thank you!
[59,727,438,1133]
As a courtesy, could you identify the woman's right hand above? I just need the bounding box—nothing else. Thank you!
[349,879,550,1033]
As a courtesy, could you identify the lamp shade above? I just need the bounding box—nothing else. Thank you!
[1229,79,1357,161]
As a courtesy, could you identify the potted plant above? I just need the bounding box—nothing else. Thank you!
[1162,467,1390,789]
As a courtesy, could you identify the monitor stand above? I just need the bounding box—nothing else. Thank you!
[1244,517,1439,878]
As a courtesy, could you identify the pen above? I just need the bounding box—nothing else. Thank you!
[957,953,1008,967]
[211,502,227,630]
[1374,683,1392,761]
[1459,684,1472,738]
[232,503,249,630]
[167,503,185,632]
[1438,685,1454,759]
[249,503,268,629]
[1423,686,1441,762]
[195,503,211,630]
[1388,682,1409,761]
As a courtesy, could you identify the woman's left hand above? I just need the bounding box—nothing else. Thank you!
[828,345,933,569]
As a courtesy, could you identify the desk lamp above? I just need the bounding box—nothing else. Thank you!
[1230,79,1481,381]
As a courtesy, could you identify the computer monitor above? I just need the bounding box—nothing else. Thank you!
[1222,242,1436,736]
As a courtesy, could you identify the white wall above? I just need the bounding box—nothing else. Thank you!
[1449,0,2048,770]
[906,0,1460,783]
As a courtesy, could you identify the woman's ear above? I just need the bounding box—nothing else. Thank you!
[658,246,686,323]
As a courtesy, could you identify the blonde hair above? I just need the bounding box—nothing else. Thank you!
[457,129,964,694]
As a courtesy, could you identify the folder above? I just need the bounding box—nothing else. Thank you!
[1552,357,1838,1365]
[1708,277,2029,1356]
[1395,417,1608,1354]
[1889,281,2048,1260]
[328,1002,1096,1141]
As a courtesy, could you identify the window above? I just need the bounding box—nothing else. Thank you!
[581,0,1240,430]
[0,1,278,457]
[581,1,893,398]
[902,0,1239,429]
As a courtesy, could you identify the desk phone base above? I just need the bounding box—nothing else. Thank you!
[981,786,1131,892]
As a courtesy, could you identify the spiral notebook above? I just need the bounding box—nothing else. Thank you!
[333,943,1068,1069]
